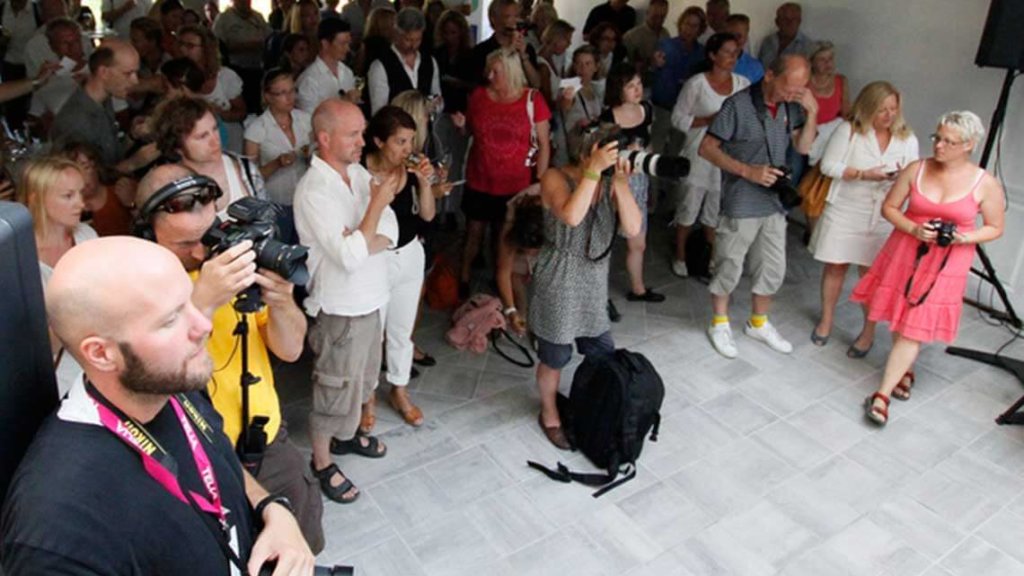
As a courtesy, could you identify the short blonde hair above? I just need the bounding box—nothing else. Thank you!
[18,156,83,241]
[486,48,526,95]
[808,40,834,65]
[849,81,911,140]
[937,110,986,149]
[390,90,429,152]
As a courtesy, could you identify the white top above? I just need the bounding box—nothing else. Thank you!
[29,71,80,117]
[294,155,398,317]
[366,44,442,114]
[671,72,750,191]
[819,121,920,183]
[243,109,313,205]
[296,56,356,112]
[1,0,39,65]
[201,67,244,112]
[216,153,264,219]
[24,27,93,78]
[39,224,97,399]
[102,0,153,39]
[211,8,271,69]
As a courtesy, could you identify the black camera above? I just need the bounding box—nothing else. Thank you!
[597,133,690,179]
[202,197,310,314]
[769,165,802,209]
[929,219,957,247]
[259,561,354,575]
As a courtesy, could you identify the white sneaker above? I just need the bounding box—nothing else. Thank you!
[744,321,793,354]
[671,259,689,278]
[707,323,738,359]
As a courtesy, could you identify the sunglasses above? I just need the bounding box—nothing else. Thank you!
[157,184,222,214]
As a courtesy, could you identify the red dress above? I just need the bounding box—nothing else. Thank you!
[465,87,551,197]
[851,160,983,343]
[814,75,843,125]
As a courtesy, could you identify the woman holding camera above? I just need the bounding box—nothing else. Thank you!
[854,111,1004,426]
[365,105,436,429]
[809,81,919,357]
[531,124,643,449]
[599,63,664,303]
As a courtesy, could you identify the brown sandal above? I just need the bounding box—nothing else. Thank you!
[892,371,915,401]
[359,394,376,435]
[864,392,890,426]
[388,387,424,427]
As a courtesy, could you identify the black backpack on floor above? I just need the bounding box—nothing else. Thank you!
[528,349,664,497]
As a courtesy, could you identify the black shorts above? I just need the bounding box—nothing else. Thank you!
[461,186,512,223]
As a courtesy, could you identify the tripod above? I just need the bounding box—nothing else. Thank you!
[234,312,270,472]
[943,68,1024,424]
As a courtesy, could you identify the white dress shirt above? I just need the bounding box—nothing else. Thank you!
[296,56,356,112]
[366,44,442,114]
[102,0,153,39]
[23,27,93,78]
[294,155,398,317]
[1,1,39,66]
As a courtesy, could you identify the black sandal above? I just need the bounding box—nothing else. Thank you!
[412,351,437,367]
[310,462,359,504]
[330,434,387,458]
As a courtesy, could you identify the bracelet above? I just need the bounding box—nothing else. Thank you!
[254,494,293,522]
[583,169,601,181]
[503,306,517,317]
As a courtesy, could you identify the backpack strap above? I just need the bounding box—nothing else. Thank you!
[525,460,636,498]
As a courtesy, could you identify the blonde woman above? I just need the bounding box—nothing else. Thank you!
[809,81,919,356]
[19,156,97,396]
[356,6,397,76]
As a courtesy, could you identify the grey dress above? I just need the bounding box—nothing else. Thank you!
[529,173,616,344]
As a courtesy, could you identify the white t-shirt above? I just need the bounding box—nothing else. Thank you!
[1,0,39,65]
[102,0,153,39]
[243,109,312,205]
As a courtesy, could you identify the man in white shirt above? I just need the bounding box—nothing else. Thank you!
[366,7,441,114]
[0,0,42,128]
[101,0,152,39]
[30,18,88,131]
[296,17,358,113]
[23,0,93,79]
[211,0,270,113]
[294,98,399,504]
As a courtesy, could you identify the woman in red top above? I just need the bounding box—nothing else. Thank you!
[802,41,850,238]
[461,47,551,295]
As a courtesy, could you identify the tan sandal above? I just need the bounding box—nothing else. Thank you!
[359,394,376,435]
[389,387,424,427]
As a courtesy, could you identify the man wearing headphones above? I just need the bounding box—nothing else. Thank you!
[133,163,324,553]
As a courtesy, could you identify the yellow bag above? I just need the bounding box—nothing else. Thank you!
[799,165,832,218]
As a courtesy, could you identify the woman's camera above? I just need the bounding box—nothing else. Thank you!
[928,219,957,247]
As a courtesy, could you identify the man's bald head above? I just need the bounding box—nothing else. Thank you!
[89,38,139,98]
[313,98,366,167]
[46,237,189,361]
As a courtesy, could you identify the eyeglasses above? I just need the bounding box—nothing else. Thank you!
[929,133,964,146]
[157,185,222,214]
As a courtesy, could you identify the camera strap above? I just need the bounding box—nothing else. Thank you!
[904,242,953,308]
[85,382,246,574]
[750,82,791,170]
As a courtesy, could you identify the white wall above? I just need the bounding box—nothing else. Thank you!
[552,0,1024,312]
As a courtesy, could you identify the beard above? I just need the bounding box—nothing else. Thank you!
[118,341,212,396]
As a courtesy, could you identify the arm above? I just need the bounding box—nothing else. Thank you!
[220,95,247,122]
[958,174,1005,245]
[838,74,851,118]
[408,157,437,222]
[670,77,702,132]
[611,161,643,238]
[495,219,517,310]
[791,90,819,156]
[191,241,258,318]
[242,470,315,576]
[367,60,388,115]
[880,160,933,242]
[541,141,617,227]
[535,120,551,176]
[101,0,136,24]
[254,272,306,362]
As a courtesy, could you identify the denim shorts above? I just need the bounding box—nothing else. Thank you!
[534,331,615,369]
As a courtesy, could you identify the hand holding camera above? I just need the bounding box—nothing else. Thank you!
[745,164,786,188]
[194,239,258,312]
[586,140,620,175]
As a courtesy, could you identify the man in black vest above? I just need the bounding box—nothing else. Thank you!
[366,7,441,115]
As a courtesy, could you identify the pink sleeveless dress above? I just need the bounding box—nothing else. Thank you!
[850,160,983,343]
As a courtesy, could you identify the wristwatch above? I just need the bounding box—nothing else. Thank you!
[254,494,294,521]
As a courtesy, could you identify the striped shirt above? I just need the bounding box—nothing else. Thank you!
[707,82,806,218]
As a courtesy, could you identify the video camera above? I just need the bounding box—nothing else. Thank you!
[202,197,309,314]
[598,133,690,179]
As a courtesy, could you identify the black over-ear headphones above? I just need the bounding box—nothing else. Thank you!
[132,174,223,241]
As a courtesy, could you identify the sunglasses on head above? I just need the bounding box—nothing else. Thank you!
[158,184,222,213]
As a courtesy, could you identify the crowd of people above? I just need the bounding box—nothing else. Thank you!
[0,0,1007,573]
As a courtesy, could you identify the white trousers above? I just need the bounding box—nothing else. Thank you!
[381,239,426,386]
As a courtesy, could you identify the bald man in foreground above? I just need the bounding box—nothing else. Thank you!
[1,237,314,575]
[294,98,399,503]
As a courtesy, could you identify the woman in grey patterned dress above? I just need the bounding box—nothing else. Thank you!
[529,124,644,449]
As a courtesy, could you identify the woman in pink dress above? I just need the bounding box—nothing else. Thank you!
[855,111,1005,426]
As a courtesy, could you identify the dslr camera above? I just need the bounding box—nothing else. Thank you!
[202,197,310,314]
[598,133,690,179]
[768,165,802,209]
[928,219,957,247]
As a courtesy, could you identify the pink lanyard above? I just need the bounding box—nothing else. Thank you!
[88,387,227,530]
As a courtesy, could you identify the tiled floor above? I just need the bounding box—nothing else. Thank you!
[274,217,1024,576]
